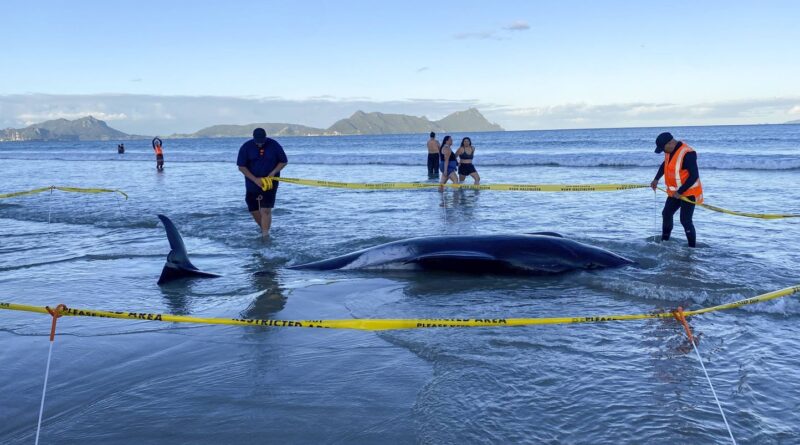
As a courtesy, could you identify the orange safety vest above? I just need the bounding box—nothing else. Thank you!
[154,145,163,156]
[664,142,703,204]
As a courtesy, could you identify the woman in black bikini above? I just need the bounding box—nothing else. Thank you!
[455,137,480,184]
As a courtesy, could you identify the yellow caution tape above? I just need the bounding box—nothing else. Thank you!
[0,186,128,200]
[2,285,797,331]
[695,202,800,220]
[0,187,54,199]
[263,176,648,192]
[264,177,798,219]
[657,187,799,219]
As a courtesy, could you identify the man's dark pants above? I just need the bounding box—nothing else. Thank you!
[427,153,439,178]
[662,195,696,247]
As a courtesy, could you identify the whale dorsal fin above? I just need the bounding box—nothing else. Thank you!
[157,214,220,284]
[159,214,192,267]
[525,232,564,238]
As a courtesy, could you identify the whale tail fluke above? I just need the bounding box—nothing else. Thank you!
[157,214,220,285]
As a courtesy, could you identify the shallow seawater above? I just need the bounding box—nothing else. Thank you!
[1,126,799,444]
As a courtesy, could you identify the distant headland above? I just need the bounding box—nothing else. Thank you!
[0,108,503,142]
[0,116,140,142]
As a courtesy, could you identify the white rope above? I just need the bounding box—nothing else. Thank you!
[256,195,264,235]
[35,340,55,445]
[47,187,53,224]
[115,193,124,218]
[653,189,658,241]
[440,187,447,224]
[690,339,737,444]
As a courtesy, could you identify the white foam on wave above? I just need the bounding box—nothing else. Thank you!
[2,148,798,170]
[277,152,800,170]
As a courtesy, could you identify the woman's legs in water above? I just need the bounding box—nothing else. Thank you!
[439,169,458,190]
[469,171,480,184]
[449,171,459,184]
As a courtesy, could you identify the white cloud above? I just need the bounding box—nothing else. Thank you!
[622,104,677,117]
[453,31,498,40]
[453,20,529,40]
[789,105,800,115]
[504,21,530,31]
[489,97,800,129]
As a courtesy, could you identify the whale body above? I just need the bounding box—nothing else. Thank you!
[156,214,633,284]
[289,233,633,274]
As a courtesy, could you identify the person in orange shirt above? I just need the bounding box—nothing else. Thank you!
[650,132,703,247]
[152,137,164,171]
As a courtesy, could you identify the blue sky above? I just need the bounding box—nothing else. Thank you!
[2,0,800,133]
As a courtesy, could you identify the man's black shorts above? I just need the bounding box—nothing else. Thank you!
[156,154,164,161]
[245,184,279,211]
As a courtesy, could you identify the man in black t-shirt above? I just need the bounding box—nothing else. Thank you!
[237,128,288,237]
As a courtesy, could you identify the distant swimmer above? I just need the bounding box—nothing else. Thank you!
[438,135,459,190]
[152,137,164,171]
[650,132,703,247]
[237,128,288,237]
[117,143,125,154]
[455,137,480,184]
[427,132,440,178]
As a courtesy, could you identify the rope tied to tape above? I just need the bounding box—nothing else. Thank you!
[672,306,736,445]
[36,303,67,445]
[671,306,694,344]
[45,304,67,341]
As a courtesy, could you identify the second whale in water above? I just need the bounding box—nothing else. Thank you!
[289,232,634,274]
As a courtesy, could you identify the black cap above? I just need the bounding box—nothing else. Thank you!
[655,132,673,153]
[253,128,267,144]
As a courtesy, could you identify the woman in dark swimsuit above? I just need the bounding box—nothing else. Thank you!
[455,137,480,184]
[438,135,459,189]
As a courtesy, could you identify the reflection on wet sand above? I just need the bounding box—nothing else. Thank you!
[242,257,287,318]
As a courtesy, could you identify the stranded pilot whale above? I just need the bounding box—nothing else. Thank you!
[289,233,634,273]
[156,214,633,284]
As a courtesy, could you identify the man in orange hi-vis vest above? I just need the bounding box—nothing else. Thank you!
[650,132,703,247]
